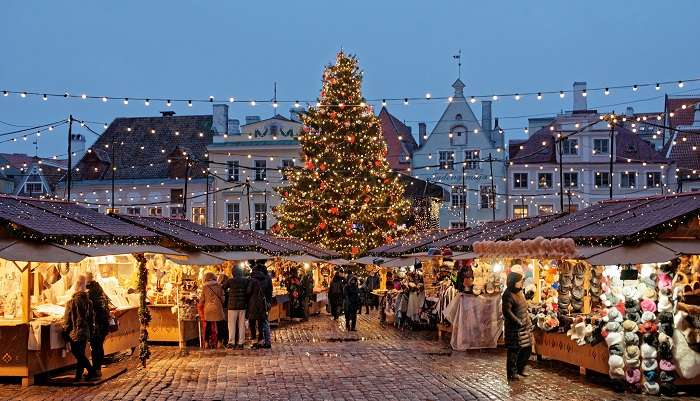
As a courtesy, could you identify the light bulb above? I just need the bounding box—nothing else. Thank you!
[632,85,638,92]
[470,96,476,103]
[123,98,129,105]
[559,91,565,98]
[382,99,386,106]
[102,96,108,102]
[273,101,278,108]
[42,94,47,101]
[656,83,661,91]
[492,95,498,101]
[604,88,610,96]
[514,94,520,100]
[251,100,256,106]
[582,90,587,97]
[448,96,453,103]
[425,93,431,99]
[678,81,684,88]
[21,92,27,98]
[537,93,542,100]
[144,99,150,106]
[403,98,408,105]
[188,100,193,107]
[81,93,87,99]
[166,100,172,107]
[294,101,300,108]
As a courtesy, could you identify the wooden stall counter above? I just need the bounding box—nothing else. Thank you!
[147,305,198,346]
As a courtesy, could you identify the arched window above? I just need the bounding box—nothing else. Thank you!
[455,114,463,121]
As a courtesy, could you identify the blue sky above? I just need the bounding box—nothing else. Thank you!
[2,0,699,158]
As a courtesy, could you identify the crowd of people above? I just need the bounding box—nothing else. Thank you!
[328,271,380,331]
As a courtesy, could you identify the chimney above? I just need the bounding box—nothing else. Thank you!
[481,100,492,134]
[70,133,86,167]
[626,106,635,117]
[418,122,427,146]
[573,81,587,111]
[245,115,261,125]
[160,111,176,117]
[228,119,240,134]
[212,104,229,135]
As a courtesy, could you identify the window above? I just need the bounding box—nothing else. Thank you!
[439,151,454,170]
[455,114,463,121]
[513,205,529,219]
[170,207,185,218]
[513,173,528,189]
[254,160,267,181]
[24,182,43,194]
[464,150,480,170]
[281,159,294,180]
[595,172,610,188]
[226,203,240,228]
[562,138,578,155]
[480,185,494,209]
[254,203,267,230]
[593,138,609,154]
[538,205,554,216]
[563,172,578,188]
[227,161,239,182]
[537,173,552,189]
[170,188,184,204]
[148,207,163,217]
[646,172,662,188]
[192,207,206,225]
[126,207,141,216]
[451,186,466,208]
[106,208,119,214]
[450,222,466,228]
[621,172,636,189]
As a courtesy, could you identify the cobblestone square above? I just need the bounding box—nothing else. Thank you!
[0,312,697,401]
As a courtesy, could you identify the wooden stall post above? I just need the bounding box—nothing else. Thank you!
[134,254,151,367]
[22,262,31,324]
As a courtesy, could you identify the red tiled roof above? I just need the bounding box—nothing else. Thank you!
[0,153,67,170]
[378,107,417,171]
[0,195,158,242]
[667,98,700,128]
[665,128,700,170]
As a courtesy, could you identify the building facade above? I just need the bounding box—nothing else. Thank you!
[410,79,507,228]
[0,153,68,197]
[507,82,675,219]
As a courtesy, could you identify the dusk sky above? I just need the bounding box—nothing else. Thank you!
[2,0,699,158]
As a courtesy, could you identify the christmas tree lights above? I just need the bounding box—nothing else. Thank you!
[273,52,409,257]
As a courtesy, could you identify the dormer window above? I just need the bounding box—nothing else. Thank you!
[455,114,463,121]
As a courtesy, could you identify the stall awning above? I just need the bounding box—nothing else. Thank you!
[208,251,271,261]
[382,257,416,268]
[165,252,224,266]
[0,239,86,263]
[280,254,325,263]
[656,240,700,255]
[327,258,352,266]
[584,242,677,265]
[58,244,184,257]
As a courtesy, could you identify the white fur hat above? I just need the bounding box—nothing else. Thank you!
[643,380,660,395]
[605,331,624,347]
[609,355,625,378]
[657,295,673,313]
[658,332,674,348]
[641,311,656,323]
[641,343,658,359]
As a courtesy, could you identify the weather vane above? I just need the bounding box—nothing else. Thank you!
[453,49,462,79]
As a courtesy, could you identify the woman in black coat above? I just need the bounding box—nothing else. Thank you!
[328,273,345,320]
[502,272,532,381]
[343,276,360,331]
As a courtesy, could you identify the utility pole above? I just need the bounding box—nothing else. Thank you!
[246,179,252,230]
[609,120,615,200]
[488,153,496,221]
[205,172,210,227]
[66,115,73,201]
[461,163,466,227]
[567,190,572,213]
[558,136,564,213]
[183,155,190,220]
[111,131,116,211]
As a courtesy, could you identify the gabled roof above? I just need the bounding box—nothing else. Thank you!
[378,107,417,171]
[74,114,213,181]
[664,128,700,171]
[240,114,294,127]
[667,97,700,128]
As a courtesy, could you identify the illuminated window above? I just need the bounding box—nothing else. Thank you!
[513,205,529,219]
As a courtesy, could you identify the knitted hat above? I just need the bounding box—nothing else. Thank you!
[643,380,660,395]
[641,343,658,359]
[639,321,658,334]
[622,320,638,333]
[659,359,676,372]
[623,286,639,301]
[642,332,659,346]
[641,311,656,323]
[625,299,640,314]
[642,287,658,301]
[644,369,657,382]
[660,370,676,383]
[658,332,673,348]
[624,332,639,345]
[658,311,674,324]
[657,295,673,313]
[659,342,673,360]
[657,272,672,290]
[608,343,624,356]
[606,308,623,323]
[642,358,658,372]
[572,286,584,300]
[605,331,624,347]
[606,321,622,333]
[640,299,657,313]
[625,368,641,384]
[625,345,640,359]
[608,355,625,378]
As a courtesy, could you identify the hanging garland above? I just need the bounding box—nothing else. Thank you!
[134,253,151,367]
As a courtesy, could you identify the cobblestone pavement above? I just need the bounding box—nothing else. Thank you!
[1,311,698,401]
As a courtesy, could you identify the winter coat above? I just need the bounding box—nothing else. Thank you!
[63,291,95,342]
[223,277,249,310]
[201,280,225,322]
[86,280,110,338]
[247,268,272,320]
[365,274,380,291]
[329,275,344,308]
[344,281,360,313]
[502,272,532,348]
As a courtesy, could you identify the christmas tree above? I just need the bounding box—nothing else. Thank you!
[273,52,409,257]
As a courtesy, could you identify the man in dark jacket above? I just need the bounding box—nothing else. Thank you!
[502,272,533,381]
[64,275,97,381]
[223,265,249,349]
[247,261,272,349]
[86,273,110,376]
[344,276,360,331]
[328,273,344,320]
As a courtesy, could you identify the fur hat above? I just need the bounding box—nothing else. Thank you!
[624,332,639,345]
[625,368,641,384]
[641,343,658,359]
[659,359,676,372]
[643,380,660,395]
[639,321,658,334]
[642,286,658,301]
[605,331,623,347]
[567,321,587,344]
[642,358,658,371]
[641,311,656,323]
[608,343,624,356]
[623,286,639,301]
[657,272,672,290]
[657,295,673,313]
[606,308,623,323]
[658,332,673,348]
[625,299,640,313]
[640,299,657,313]
[606,321,622,333]
[642,332,659,346]
[608,355,625,378]
[660,370,676,383]
[625,345,640,359]
[622,320,638,333]
[659,342,673,360]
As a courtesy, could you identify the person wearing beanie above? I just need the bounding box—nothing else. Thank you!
[502,272,532,381]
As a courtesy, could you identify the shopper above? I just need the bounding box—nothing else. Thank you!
[63,274,97,381]
[216,273,229,346]
[328,272,345,320]
[247,261,272,349]
[86,272,110,376]
[344,276,360,331]
[200,272,225,349]
[502,271,533,381]
[223,266,249,349]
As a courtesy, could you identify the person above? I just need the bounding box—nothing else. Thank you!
[247,261,272,349]
[502,271,533,381]
[300,270,314,321]
[365,272,380,311]
[222,266,249,349]
[200,272,225,349]
[86,272,110,376]
[216,273,229,346]
[63,275,97,381]
[344,276,360,331]
[328,272,344,320]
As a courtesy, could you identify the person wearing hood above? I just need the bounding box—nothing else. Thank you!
[502,271,533,381]
[328,273,345,320]
[247,261,273,349]
[222,265,249,349]
[200,271,225,349]
[86,272,110,376]
[63,275,97,381]
[344,276,360,331]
